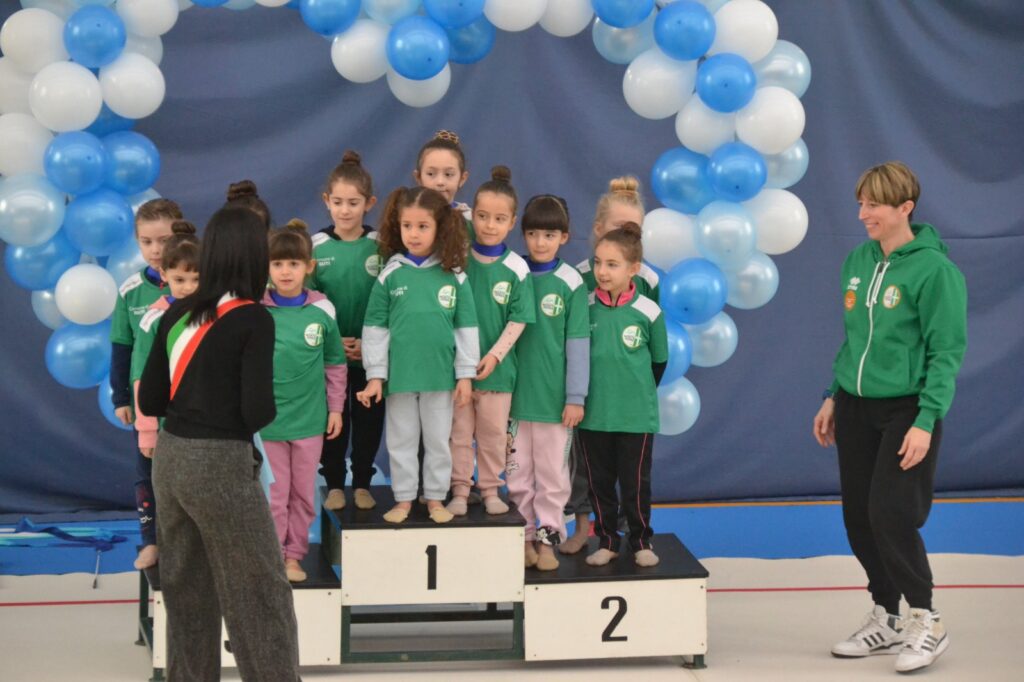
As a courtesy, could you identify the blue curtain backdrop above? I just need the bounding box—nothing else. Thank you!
[1,1,1022,513]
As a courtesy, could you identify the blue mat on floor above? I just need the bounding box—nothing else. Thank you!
[2,502,1021,576]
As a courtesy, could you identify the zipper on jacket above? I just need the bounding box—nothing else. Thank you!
[856,259,890,395]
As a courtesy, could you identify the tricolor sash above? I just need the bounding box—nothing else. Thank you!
[167,297,254,400]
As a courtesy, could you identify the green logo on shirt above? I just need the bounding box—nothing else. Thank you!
[540,293,565,317]
[304,323,325,347]
[882,285,902,309]
[437,285,456,309]
[621,325,644,349]
[492,281,512,305]
[365,254,382,277]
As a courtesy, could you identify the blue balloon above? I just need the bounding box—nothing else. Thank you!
[191,0,229,7]
[654,0,715,61]
[300,0,360,37]
[447,16,495,65]
[105,232,146,286]
[592,13,656,65]
[4,229,81,290]
[707,142,767,202]
[363,0,420,24]
[696,53,757,113]
[98,373,133,430]
[84,103,135,138]
[45,320,112,389]
[764,138,809,189]
[63,5,125,68]
[102,131,160,195]
[423,0,484,29]
[663,318,693,384]
[662,257,727,325]
[387,15,450,81]
[64,189,134,257]
[651,146,716,215]
[593,0,655,29]
[44,131,106,195]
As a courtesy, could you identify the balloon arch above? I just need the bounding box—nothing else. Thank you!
[0,0,811,435]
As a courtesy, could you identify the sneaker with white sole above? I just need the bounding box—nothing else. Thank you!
[895,608,948,673]
[831,605,904,657]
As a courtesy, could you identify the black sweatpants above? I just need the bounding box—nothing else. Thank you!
[834,389,942,612]
[563,429,593,516]
[320,365,384,490]
[578,429,654,553]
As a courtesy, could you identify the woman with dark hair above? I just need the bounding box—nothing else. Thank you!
[139,206,300,681]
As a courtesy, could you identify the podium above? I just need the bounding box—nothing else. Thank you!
[138,486,708,677]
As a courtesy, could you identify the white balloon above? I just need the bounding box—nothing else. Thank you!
[32,288,68,330]
[331,19,389,84]
[708,0,778,63]
[743,188,808,255]
[0,8,69,74]
[55,263,118,325]
[539,0,593,37]
[177,0,194,8]
[124,33,164,66]
[29,61,103,132]
[116,0,180,38]
[100,52,166,119]
[255,0,292,5]
[684,311,738,367]
[622,46,696,120]
[675,96,735,155]
[641,208,700,271]
[387,64,451,108]
[0,57,34,115]
[484,0,547,32]
[735,85,805,155]
[0,112,53,176]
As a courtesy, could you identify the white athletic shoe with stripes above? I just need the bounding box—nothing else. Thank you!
[831,605,904,657]
[895,608,949,673]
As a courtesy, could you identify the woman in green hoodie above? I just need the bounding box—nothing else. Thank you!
[813,162,967,674]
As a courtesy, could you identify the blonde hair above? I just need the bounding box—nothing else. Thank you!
[594,176,645,228]
[855,162,920,216]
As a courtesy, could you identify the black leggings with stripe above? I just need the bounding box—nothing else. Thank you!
[578,429,654,553]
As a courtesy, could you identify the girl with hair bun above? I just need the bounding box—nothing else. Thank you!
[578,222,668,569]
[226,178,272,229]
[262,219,347,582]
[413,129,474,239]
[311,150,385,513]
[448,167,535,519]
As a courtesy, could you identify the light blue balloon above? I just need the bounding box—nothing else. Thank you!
[447,16,496,65]
[300,0,361,36]
[696,52,756,112]
[592,12,656,65]
[726,251,779,309]
[31,289,68,330]
[593,0,655,29]
[753,39,811,98]
[4,229,81,290]
[64,189,134,257]
[63,5,125,68]
[707,142,766,202]
[651,147,716,215]
[84,104,135,138]
[45,320,112,389]
[764,138,809,189]
[224,0,257,8]
[102,131,161,196]
[695,200,756,270]
[662,257,727,325]
[657,376,701,435]
[654,0,715,61]
[423,0,484,29]
[97,373,133,430]
[663,318,693,384]
[386,15,450,81]
[364,0,420,24]
[128,188,162,215]
[683,310,738,367]
[44,131,106,195]
[0,175,66,248]
[105,233,146,286]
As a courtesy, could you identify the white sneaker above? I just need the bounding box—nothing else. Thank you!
[895,608,948,673]
[831,605,904,657]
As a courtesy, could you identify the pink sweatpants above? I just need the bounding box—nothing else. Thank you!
[450,390,512,499]
[505,421,571,542]
[263,435,323,561]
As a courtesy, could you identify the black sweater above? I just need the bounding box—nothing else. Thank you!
[138,300,276,441]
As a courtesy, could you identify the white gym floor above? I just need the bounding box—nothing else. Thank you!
[2,553,1021,681]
